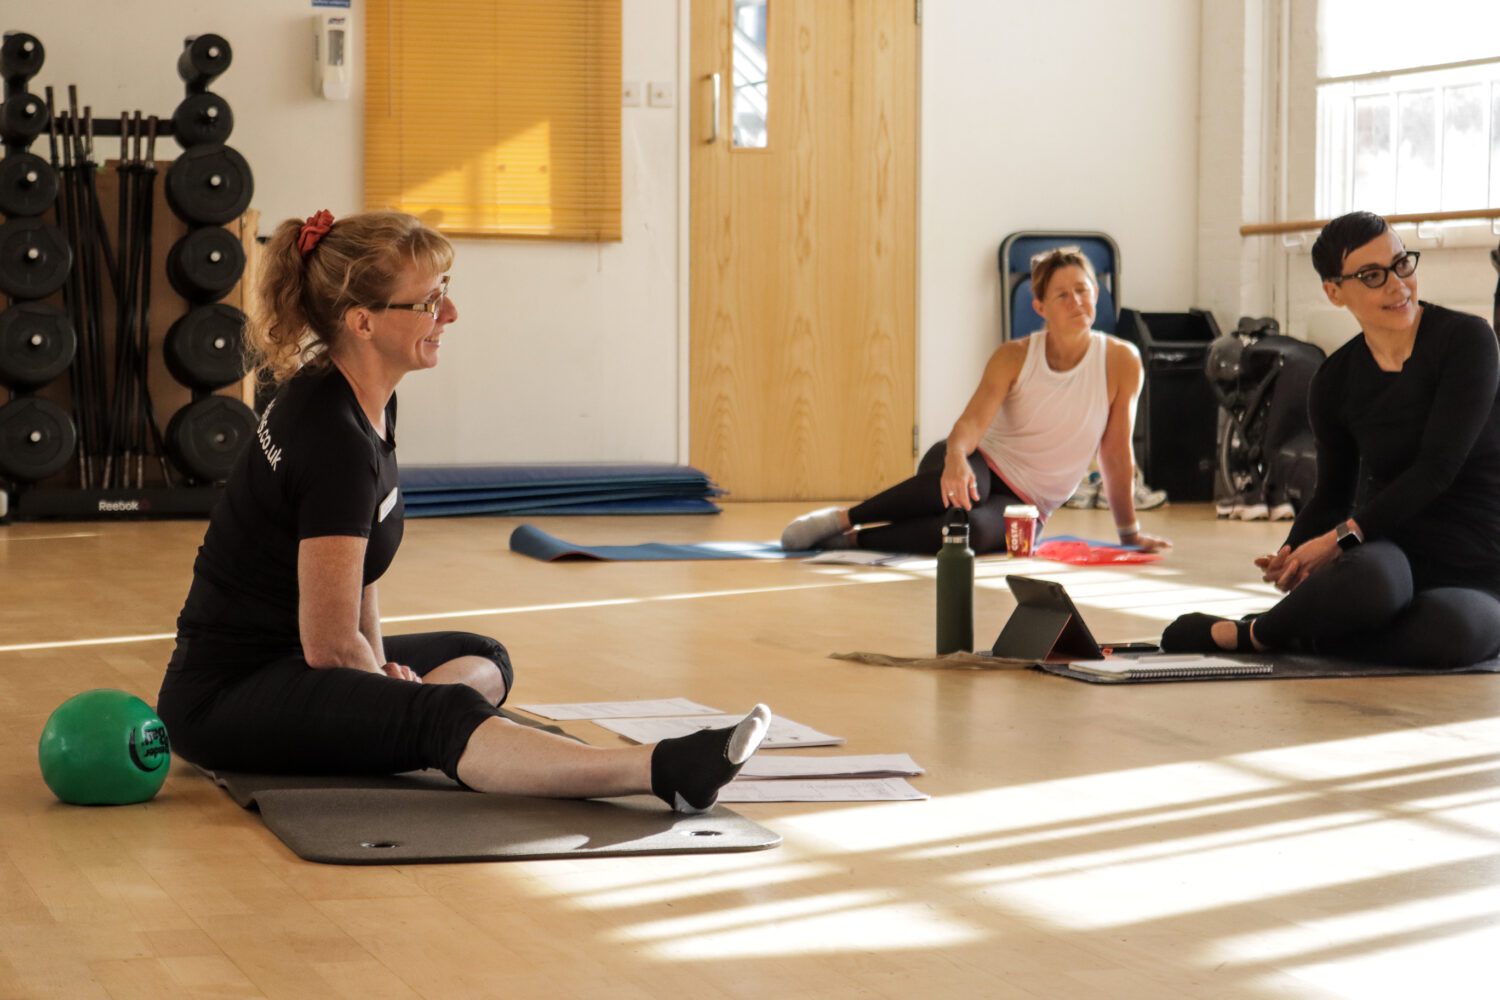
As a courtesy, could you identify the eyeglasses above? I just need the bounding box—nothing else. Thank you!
[382,275,450,316]
[1330,252,1419,289]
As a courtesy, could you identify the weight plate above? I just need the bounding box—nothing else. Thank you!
[171,92,234,149]
[164,304,247,389]
[0,218,72,299]
[0,153,59,217]
[0,396,76,483]
[0,302,76,390]
[0,92,48,144]
[166,227,245,302]
[177,33,233,86]
[165,144,253,225]
[166,395,256,483]
[0,33,45,83]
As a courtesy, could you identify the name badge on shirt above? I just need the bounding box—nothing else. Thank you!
[378,487,399,522]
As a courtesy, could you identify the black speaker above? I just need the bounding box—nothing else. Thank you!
[1119,308,1220,502]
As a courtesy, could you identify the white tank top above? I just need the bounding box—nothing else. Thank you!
[977,330,1112,520]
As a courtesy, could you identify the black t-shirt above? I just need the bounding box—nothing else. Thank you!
[1286,302,1500,589]
[175,365,404,652]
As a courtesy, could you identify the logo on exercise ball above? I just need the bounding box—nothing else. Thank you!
[128,721,171,772]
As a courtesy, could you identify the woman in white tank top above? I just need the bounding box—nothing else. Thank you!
[781,248,1173,555]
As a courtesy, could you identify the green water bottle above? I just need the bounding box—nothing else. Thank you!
[936,518,975,654]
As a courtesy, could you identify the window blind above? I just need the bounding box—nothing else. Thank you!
[365,0,622,240]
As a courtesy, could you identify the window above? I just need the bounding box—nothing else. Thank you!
[1314,1,1500,217]
[365,0,622,241]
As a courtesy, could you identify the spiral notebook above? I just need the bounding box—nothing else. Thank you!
[1068,654,1273,681]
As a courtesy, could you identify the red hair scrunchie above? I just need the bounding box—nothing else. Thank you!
[297,209,335,257]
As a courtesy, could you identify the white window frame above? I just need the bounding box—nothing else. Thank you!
[1316,57,1500,219]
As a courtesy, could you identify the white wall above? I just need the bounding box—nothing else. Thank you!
[13,0,685,465]
[17,0,1210,466]
[917,0,1203,443]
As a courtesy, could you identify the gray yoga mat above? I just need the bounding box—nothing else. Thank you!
[832,649,1500,682]
[1038,651,1500,684]
[201,711,780,864]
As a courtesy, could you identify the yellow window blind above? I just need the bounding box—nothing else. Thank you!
[365,0,622,240]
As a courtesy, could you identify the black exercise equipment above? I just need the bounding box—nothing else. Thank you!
[0,32,44,86]
[171,92,233,148]
[0,151,58,216]
[0,216,73,298]
[177,34,232,88]
[163,304,246,390]
[0,91,47,143]
[165,395,256,482]
[166,225,244,301]
[0,302,76,391]
[164,143,252,224]
[0,396,77,482]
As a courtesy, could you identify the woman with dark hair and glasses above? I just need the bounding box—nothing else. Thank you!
[779,247,1171,556]
[156,210,771,811]
[1163,210,1500,666]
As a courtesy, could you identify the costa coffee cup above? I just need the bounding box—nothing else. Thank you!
[1003,504,1040,557]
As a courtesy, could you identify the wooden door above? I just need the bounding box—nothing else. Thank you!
[689,0,917,501]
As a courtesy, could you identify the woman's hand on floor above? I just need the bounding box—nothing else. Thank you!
[1127,531,1172,553]
[940,456,979,510]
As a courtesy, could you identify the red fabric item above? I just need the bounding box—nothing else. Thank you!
[1034,539,1161,565]
[297,209,335,256]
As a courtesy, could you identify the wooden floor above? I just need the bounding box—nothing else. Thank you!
[3,502,1499,999]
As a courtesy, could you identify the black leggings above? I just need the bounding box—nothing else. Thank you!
[157,630,513,781]
[1253,541,1500,667]
[849,440,1023,555]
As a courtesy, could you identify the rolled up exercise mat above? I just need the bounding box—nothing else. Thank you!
[399,463,724,518]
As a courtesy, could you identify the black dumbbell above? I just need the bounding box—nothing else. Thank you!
[165,144,253,225]
[166,226,246,302]
[177,34,233,88]
[0,93,49,145]
[0,152,59,217]
[171,92,234,148]
[0,32,44,87]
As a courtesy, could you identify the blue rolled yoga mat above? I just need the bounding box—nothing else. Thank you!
[400,463,723,519]
[510,523,806,561]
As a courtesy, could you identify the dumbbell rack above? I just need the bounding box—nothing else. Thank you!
[0,30,258,522]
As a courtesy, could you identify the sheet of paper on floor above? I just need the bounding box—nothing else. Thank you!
[592,714,845,749]
[517,698,722,721]
[736,753,924,779]
[717,777,928,802]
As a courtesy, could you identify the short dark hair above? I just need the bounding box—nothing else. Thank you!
[1310,211,1389,281]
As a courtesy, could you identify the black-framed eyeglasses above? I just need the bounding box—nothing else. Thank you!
[1330,252,1419,289]
[381,275,450,316]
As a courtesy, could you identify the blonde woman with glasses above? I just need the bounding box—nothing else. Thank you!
[157,210,771,811]
[781,246,1171,556]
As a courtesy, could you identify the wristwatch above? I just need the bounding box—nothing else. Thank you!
[1334,520,1362,551]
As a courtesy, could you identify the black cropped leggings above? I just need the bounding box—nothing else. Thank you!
[157,630,513,781]
[849,440,1023,555]
[1253,541,1500,667]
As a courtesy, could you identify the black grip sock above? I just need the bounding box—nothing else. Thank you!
[650,704,772,813]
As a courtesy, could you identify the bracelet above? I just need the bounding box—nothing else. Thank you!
[1116,521,1141,538]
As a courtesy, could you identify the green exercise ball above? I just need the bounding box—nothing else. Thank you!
[37,689,171,805]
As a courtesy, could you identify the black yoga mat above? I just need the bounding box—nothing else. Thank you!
[1038,651,1500,684]
[200,710,780,864]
